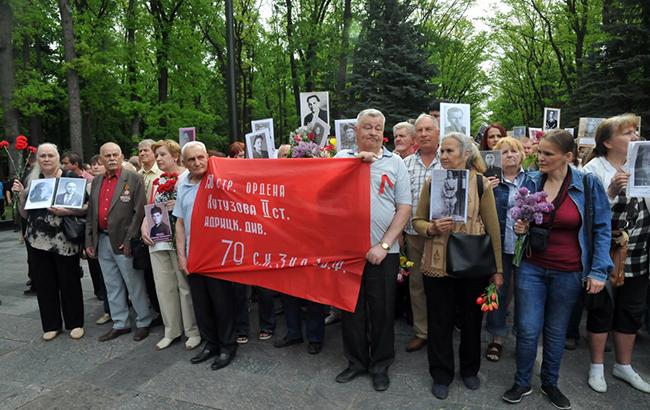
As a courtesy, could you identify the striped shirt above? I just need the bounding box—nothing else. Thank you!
[403,151,441,235]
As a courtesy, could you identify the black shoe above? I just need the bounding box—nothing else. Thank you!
[23,287,36,295]
[307,342,322,355]
[273,336,303,348]
[541,385,571,410]
[432,384,449,400]
[191,346,219,364]
[98,327,131,342]
[462,375,480,390]
[564,337,578,351]
[210,352,235,370]
[150,315,163,327]
[372,372,389,391]
[335,367,365,383]
[133,326,150,341]
[502,383,533,404]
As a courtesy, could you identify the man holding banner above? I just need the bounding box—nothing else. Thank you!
[334,109,412,392]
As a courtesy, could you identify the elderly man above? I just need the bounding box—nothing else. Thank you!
[334,109,412,391]
[393,122,417,159]
[137,139,162,314]
[174,141,238,370]
[86,143,154,342]
[402,114,442,353]
[62,151,94,181]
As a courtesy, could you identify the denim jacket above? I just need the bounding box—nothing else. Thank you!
[494,172,536,248]
[528,167,613,282]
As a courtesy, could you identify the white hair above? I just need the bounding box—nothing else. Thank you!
[414,113,439,129]
[181,141,207,158]
[28,143,60,182]
[356,108,385,126]
[392,122,415,136]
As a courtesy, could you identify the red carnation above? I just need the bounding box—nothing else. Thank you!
[14,135,29,150]
[0,140,9,149]
[27,146,37,154]
[307,133,315,141]
[383,137,389,143]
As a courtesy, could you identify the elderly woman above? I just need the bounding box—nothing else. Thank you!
[12,143,85,341]
[413,133,503,400]
[141,139,200,351]
[484,137,536,362]
[480,123,507,151]
[502,130,613,410]
[581,114,650,394]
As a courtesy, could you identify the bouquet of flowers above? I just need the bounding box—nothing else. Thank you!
[289,126,336,158]
[509,187,554,267]
[397,255,415,283]
[476,283,499,312]
[0,135,37,179]
[152,172,179,202]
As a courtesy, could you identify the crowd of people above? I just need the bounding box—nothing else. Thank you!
[8,103,650,409]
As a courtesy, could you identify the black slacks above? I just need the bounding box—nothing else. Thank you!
[30,247,84,332]
[143,266,160,313]
[423,274,489,385]
[189,274,237,355]
[342,254,399,375]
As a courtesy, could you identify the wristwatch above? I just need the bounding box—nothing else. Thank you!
[380,242,390,251]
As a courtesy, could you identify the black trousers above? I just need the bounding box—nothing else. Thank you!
[423,274,488,385]
[88,257,110,314]
[143,266,160,313]
[189,274,237,355]
[281,295,325,343]
[233,285,277,336]
[30,247,84,332]
[342,254,399,374]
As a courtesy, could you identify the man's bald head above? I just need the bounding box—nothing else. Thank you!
[100,142,124,174]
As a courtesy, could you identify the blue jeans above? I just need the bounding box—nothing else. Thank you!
[514,261,582,387]
[487,253,514,337]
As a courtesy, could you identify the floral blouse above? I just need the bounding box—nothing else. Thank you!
[26,209,80,256]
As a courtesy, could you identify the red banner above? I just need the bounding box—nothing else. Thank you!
[187,157,370,311]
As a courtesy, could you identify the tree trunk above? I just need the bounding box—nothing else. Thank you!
[335,0,352,117]
[0,0,21,174]
[126,0,141,136]
[285,0,301,117]
[59,0,83,154]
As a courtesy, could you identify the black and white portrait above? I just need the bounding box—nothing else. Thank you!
[440,103,471,137]
[251,118,274,142]
[577,117,604,146]
[179,127,196,148]
[480,150,502,180]
[512,126,526,139]
[543,108,561,131]
[335,119,357,151]
[310,117,330,147]
[300,91,330,128]
[146,203,172,242]
[53,177,86,209]
[24,178,56,210]
[429,169,469,223]
[245,130,273,159]
[628,142,650,196]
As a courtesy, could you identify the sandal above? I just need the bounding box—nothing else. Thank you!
[236,335,249,344]
[485,342,503,362]
[259,330,273,341]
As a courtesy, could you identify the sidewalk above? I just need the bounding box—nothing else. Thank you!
[0,229,648,409]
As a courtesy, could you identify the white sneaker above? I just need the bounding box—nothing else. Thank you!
[95,313,111,325]
[42,331,59,341]
[588,371,607,393]
[156,337,176,350]
[613,367,650,393]
[185,336,201,350]
[69,327,85,340]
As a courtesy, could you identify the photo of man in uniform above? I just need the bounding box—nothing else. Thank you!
[149,204,171,241]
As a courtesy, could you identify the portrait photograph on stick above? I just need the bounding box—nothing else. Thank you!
[245,130,274,159]
[145,203,172,243]
[299,91,330,128]
[24,178,56,210]
[628,141,650,196]
[440,103,471,138]
[251,118,274,142]
[310,117,330,147]
[528,127,542,140]
[577,117,604,146]
[543,107,561,131]
[53,177,86,209]
[429,169,469,223]
[480,150,502,180]
[512,126,526,139]
[335,119,357,151]
[179,127,196,148]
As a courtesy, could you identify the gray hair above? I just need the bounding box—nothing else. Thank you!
[392,122,415,136]
[138,139,155,150]
[443,132,486,172]
[28,143,60,182]
[181,141,207,159]
[356,108,385,126]
[414,113,439,129]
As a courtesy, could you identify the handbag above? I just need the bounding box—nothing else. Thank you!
[445,176,496,278]
[609,230,628,287]
[528,225,549,253]
[63,216,86,243]
[130,236,151,271]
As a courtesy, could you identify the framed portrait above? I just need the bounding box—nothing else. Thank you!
[512,126,526,139]
[310,117,330,147]
[24,178,56,210]
[528,127,542,141]
[299,91,330,128]
[335,119,357,151]
[245,130,274,159]
[53,177,86,209]
[577,117,604,146]
[440,103,471,138]
[179,127,196,148]
[564,128,575,137]
[429,169,469,223]
[145,203,172,243]
[251,118,274,143]
[480,150,502,180]
[627,141,650,196]
[543,108,561,131]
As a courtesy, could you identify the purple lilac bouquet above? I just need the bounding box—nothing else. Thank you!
[509,187,554,266]
[288,126,336,158]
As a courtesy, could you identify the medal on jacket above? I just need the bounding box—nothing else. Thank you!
[120,183,131,202]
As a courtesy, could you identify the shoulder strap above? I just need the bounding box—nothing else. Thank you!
[583,173,592,251]
[477,174,484,198]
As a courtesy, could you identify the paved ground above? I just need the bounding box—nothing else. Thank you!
[1,229,649,409]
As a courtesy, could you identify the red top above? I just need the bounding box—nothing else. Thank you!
[528,188,582,272]
[98,169,121,231]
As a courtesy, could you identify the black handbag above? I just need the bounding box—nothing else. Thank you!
[445,176,496,278]
[528,225,550,253]
[130,237,151,270]
[63,216,86,243]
